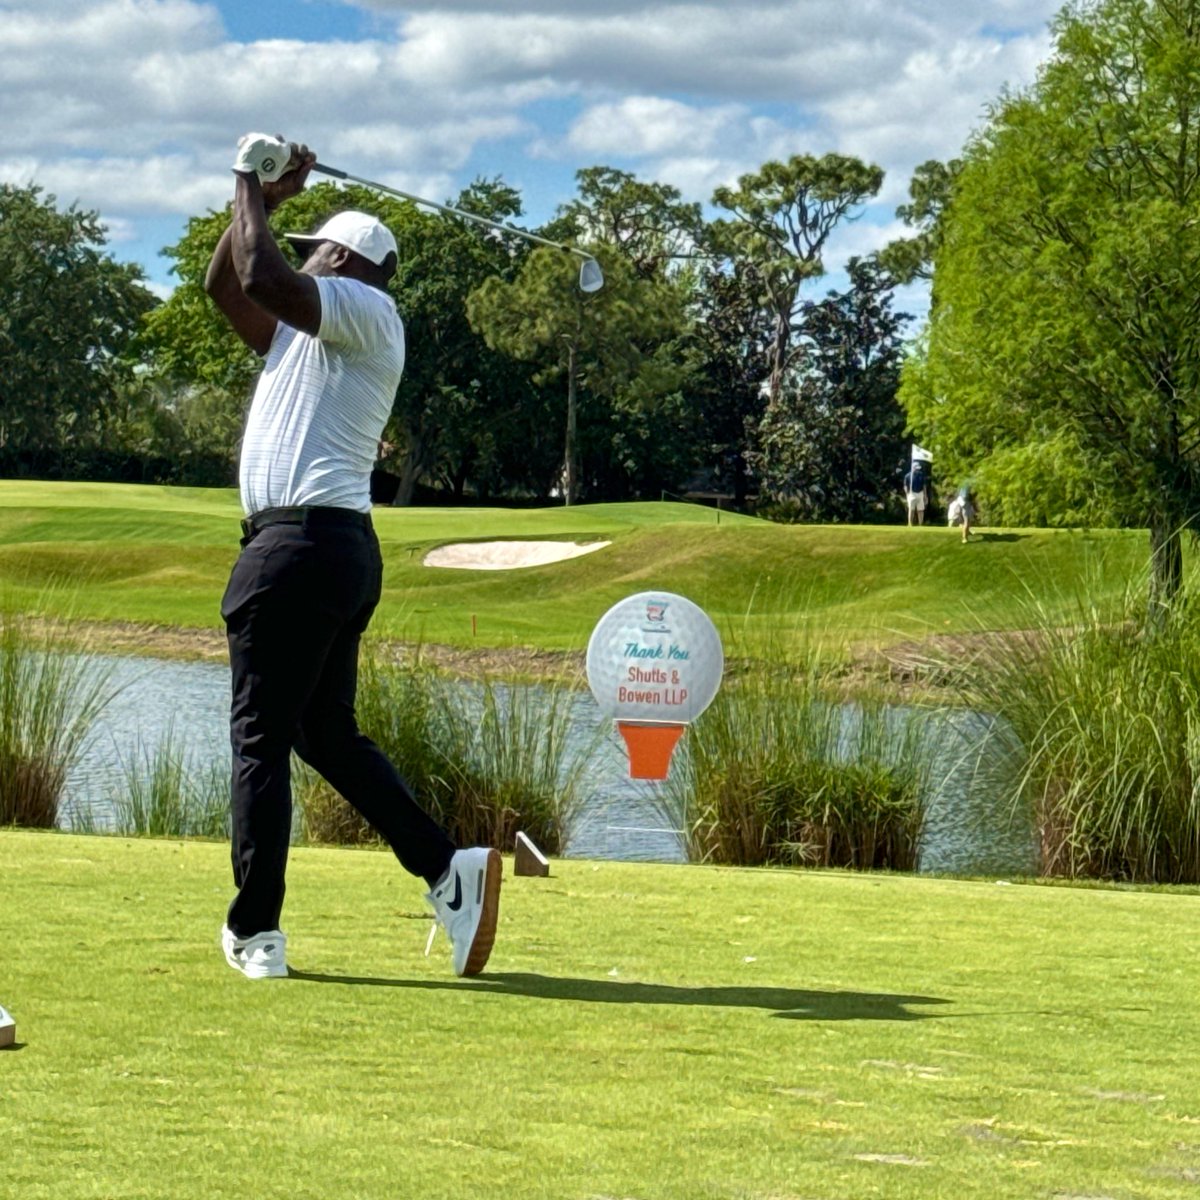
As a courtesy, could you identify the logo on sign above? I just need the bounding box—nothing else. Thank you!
[643,600,670,632]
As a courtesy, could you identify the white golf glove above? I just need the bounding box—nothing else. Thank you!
[232,132,292,182]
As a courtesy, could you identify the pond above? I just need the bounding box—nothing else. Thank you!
[60,655,1038,875]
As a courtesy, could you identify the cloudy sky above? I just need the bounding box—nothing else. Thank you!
[1,0,1061,313]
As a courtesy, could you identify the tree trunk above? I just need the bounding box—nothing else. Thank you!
[564,342,578,506]
[767,307,790,407]
[393,432,426,507]
[1149,520,1183,622]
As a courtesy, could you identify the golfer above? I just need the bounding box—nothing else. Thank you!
[903,463,928,526]
[204,133,500,980]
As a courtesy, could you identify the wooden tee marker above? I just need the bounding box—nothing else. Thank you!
[0,1004,15,1049]
[514,831,550,877]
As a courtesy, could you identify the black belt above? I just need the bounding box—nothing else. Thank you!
[240,506,372,540]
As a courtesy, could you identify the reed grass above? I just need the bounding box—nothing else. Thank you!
[109,727,229,839]
[0,611,115,827]
[432,677,591,852]
[299,645,590,854]
[297,646,438,846]
[671,640,934,869]
[945,575,1200,883]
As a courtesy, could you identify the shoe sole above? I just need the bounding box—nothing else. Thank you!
[222,927,288,979]
[225,953,288,979]
[461,848,502,977]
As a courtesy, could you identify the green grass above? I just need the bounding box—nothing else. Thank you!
[0,480,1165,658]
[4,830,1199,1199]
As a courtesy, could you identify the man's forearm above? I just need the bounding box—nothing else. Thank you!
[231,172,291,295]
[203,188,280,355]
[227,167,321,335]
[204,224,239,300]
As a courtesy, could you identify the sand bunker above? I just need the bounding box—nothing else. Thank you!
[423,540,611,570]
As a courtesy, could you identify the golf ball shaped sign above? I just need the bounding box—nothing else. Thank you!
[586,592,724,723]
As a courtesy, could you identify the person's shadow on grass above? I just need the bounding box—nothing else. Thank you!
[287,970,948,1021]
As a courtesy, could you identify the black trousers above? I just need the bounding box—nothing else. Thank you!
[221,508,455,938]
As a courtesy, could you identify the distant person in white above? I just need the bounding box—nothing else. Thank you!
[204,134,501,981]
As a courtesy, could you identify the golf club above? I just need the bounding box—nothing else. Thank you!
[311,163,605,294]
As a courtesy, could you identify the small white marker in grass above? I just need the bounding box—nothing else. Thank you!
[0,1004,15,1048]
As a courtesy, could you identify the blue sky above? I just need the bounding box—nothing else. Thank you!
[1,0,1062,319]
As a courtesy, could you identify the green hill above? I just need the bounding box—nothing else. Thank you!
[0,480,1161,656]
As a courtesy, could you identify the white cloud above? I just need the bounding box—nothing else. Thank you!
[567,98,746,158]
[388,1,1060,104]
[0,155,229,216]
[143,279,177,301]
[0,0,1063,286]
[96,215,139,244]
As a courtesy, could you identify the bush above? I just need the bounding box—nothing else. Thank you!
[298,647,438,846]
[432,677,588,853]
[298,646,590,855]
[110,728,229,839]
[671,658,932,870]
[0,613,115,828]
[960,589,1200,883]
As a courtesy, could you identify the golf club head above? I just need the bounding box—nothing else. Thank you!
[579,257,604,293]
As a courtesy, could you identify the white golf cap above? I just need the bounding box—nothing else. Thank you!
[285,210,397,265]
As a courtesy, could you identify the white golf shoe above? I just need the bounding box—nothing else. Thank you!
[221,925,288,979]
[425,847,502,977]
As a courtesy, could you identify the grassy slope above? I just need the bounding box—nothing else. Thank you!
[0,481,1159,655]
[4,830,1199,1200]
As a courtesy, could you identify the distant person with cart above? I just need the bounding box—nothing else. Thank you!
[947,484,977,543]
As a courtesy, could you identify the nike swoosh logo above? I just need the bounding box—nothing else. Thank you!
[445,875,464,912]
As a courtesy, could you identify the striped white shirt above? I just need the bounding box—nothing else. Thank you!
[239,275,405,516]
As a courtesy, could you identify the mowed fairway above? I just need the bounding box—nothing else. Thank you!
[3,830,1199,1200]
[0,480,1164,655]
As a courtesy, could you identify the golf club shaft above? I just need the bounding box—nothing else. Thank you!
[312,163,589,262]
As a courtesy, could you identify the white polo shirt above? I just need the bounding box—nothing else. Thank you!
[239,275,405,516]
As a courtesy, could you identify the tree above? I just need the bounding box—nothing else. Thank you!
[376,178,545,504]
[877,158,962,286]
[0,184,156,471]
[551,166,704,279]
[903,0,1200,608]
[467,247,684,504]
[142,207,260,394]
[752,258,910,521]
[147,179,537,504]
[710,154,884,408]
[687,258,775,505]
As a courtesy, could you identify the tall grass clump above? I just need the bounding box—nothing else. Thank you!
[298,645,440,846]
[298,645,590,854]
[110,728,229,839]
[0,612,115,828]
[432,676,590,853]
[671,649,933,870]
[960,585,1200,883]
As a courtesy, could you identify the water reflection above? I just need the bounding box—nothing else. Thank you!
[60,655,1036,874]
